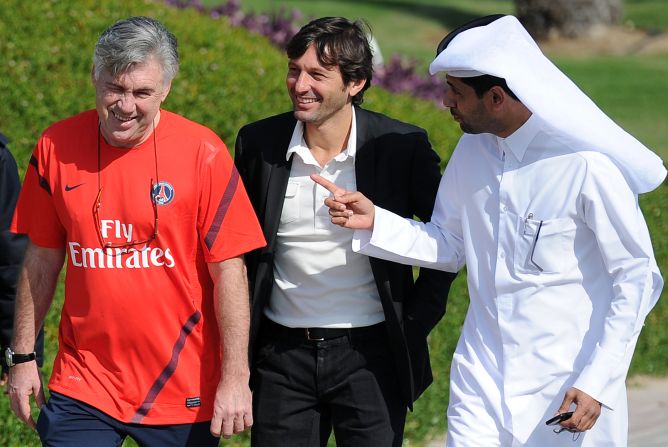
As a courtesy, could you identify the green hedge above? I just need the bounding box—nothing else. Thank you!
[0,0,460,171]
[0,1,665,446]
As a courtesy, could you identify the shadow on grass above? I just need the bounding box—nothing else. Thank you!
[325,0,509,30]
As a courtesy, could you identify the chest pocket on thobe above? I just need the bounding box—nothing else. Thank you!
[514,216,575,274]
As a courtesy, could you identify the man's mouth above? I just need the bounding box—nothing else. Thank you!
[112,110,135,122]
[297,97,319,104]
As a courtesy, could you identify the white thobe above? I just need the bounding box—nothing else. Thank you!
[354,114,663,446]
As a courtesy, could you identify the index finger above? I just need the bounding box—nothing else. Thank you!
[310,174,346,196]
[10,394,35,429]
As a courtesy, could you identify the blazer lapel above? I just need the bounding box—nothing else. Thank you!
[263,140,293,252]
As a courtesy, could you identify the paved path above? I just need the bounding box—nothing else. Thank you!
[424,375,668,446]
[627,376,668,447]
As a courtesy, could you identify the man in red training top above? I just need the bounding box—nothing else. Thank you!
[7,16,265,447]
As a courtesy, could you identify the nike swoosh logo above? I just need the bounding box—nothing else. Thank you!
[64,183,84,191]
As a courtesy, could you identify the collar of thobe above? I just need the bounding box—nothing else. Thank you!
[496,113,541,162]
[430,15,666,194]
[286,106,358,164]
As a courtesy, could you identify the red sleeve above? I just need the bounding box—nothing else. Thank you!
[197,140,265,262]
[11,137,66,248]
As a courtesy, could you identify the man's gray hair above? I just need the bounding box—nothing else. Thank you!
[93,16,179,85]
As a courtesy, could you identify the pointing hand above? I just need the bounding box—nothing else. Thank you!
[310,174,376,230]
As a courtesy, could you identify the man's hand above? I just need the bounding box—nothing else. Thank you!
[555,387,602,432]
[310,174,376,230]
[208,256,253,438]
[7,361,45,430]
[210,374,253,438]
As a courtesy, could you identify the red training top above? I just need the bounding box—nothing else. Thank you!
[12,109,265,424]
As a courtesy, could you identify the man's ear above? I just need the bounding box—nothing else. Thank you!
[487,85,507,110]
[348,78,366,98]
[160,81,172,102]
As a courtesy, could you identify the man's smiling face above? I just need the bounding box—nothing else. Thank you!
[286,44,360,126]
[93,57,170,148]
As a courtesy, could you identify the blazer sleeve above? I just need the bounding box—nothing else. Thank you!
[233,126,259,282]
[234,127,249,186]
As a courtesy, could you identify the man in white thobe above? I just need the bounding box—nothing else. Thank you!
[312,15,666,447]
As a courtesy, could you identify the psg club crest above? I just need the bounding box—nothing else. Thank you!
[152,181,175,206]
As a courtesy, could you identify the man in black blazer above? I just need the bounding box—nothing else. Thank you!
[235,17,456,447]
[0,132,43,387]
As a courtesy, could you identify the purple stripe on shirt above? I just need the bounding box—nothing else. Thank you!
[130,310,202,423]
[30,155,52,195]
[204,168,240,251]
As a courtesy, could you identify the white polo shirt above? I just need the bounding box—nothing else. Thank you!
[265,109,384,328]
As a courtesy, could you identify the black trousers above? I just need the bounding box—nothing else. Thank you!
[251,320,407,447]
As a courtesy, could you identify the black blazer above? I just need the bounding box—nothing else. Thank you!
[0,133,43,373]
[234,107,456,407]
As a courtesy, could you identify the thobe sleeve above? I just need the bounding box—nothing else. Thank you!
[572,152,663,408]
[352,146,466,272]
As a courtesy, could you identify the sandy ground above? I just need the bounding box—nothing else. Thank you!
[627,375,668,447]
[539,24,668,57]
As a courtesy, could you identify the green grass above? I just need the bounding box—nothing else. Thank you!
[624,0,668,31]
[233,0,668,160]
[232,0,668,67]
[555,54,668,159]
[1,1,666,446]
[227,0,515,69]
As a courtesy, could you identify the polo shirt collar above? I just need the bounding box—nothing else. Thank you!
[286,107,358,162]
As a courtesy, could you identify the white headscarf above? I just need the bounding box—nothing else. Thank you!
[430,15,666,194]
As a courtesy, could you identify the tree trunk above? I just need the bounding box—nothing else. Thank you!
[515,0,623,39]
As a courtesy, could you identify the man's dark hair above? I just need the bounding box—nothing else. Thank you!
[286,17,373,106]
[460,75,519,101]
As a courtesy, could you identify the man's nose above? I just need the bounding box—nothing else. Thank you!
[442,97,455,109]
[117,93,136,112]
[295,71,310,92]
[442,85,455,108]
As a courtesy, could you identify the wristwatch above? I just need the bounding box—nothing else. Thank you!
[4,347,37,368]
